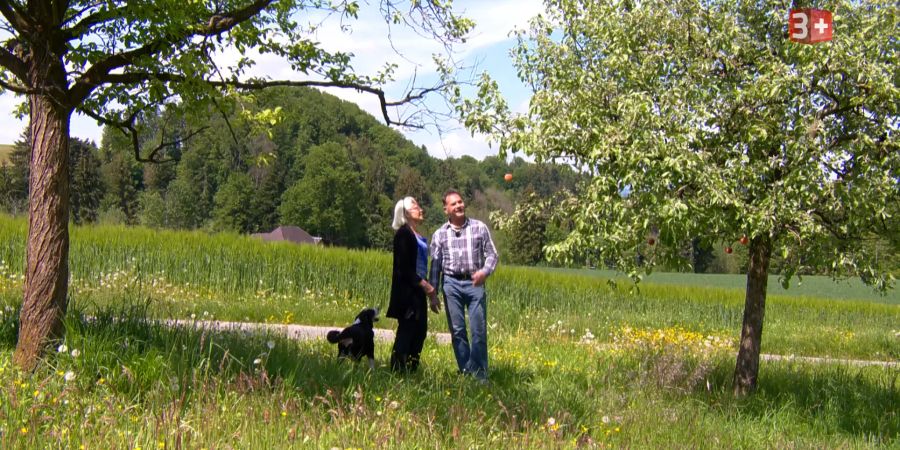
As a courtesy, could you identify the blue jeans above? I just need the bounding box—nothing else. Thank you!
[442,276,488,380]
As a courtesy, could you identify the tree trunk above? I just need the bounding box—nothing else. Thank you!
[732,235,772,396]
[13,92,72,371]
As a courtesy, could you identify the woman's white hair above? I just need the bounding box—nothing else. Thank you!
[392,196,416,230]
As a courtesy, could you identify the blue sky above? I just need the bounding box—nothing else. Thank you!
[0,0,544,160]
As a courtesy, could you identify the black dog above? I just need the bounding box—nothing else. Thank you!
[326,307,379,369]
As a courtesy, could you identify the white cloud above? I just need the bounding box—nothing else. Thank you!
[0,0,543,159]
[0,94,26,144]
[421,128,498,160]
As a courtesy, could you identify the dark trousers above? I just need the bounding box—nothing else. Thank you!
[391,314,428,372]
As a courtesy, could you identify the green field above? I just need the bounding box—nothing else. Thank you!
[1,215,897,448]
[0,144,13,166]
[541,268,900,305]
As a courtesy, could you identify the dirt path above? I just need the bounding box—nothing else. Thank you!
[165,319,899,369]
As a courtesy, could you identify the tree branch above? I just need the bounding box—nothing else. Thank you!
[93,71,445,127]
[0,1,33,34]
[78,105,200,163]
[0,39,27,80]
[68,0,275,105]
[62,4,130,41]
[0,76,32,94]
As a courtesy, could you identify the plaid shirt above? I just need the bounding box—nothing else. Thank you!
[429,218,499,288]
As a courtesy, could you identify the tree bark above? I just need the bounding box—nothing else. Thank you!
[732,235,772,396]
[13,94,72,371]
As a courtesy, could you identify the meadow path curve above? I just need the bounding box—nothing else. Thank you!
[165,318,899,369]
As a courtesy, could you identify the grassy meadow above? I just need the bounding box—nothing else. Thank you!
[0,144,13,166]
[542,268,900,305]
[0,215,898,448]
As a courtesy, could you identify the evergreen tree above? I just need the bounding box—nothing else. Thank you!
[138,191,167,228]
[99,129,143,224]
[0,135,30,215]
[68,138,103,224]
[212,173,254,233]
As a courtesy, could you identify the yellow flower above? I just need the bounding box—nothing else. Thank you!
[20,427,27,435]
[158,442,166,449]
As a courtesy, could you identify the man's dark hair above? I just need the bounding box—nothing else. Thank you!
[442,189,461,205]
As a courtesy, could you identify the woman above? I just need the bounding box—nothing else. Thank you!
[387,196,435,372]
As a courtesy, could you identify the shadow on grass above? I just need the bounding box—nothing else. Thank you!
[1,298,895,443]
[701,360,899,440]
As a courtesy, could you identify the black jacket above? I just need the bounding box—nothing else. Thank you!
[387,224,426,320]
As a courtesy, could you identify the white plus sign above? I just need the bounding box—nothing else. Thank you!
[814,18,829,34]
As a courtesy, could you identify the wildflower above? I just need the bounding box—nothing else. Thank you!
[64,371,76,382]
[253,358,262,365]
[601,415,610,424]
[267,340,275,350]
[546,417,560,432]
[20,427,27,435]
[70,349,81,358]
[57,344,68,353]
[388,400,400,409]
[580,329,595,343]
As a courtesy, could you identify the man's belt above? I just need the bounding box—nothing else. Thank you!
[446,273,472,280]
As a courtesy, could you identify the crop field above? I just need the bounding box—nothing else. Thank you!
[541,268,899,305]
[0,215,897,448]
[0,144,13,166]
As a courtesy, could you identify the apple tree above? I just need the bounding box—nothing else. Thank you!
[0,0,472,370]
[458,0,898,394]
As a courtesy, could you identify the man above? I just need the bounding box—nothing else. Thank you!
[428,190,499,382]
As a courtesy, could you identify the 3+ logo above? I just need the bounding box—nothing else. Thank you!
[789,8,833,44]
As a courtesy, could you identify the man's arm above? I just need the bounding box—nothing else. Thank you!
[473,224,499,286]
[428,230,443,311]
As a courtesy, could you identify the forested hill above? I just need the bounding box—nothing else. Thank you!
[0,86,582,262]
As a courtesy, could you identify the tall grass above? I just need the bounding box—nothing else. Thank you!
[544,267,900,304]
[0,214,898,447]
[0,305,896,448]
[1,215,897,360]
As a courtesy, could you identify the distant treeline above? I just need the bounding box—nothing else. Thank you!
[4,87,892,275]
[0,87,583,265]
